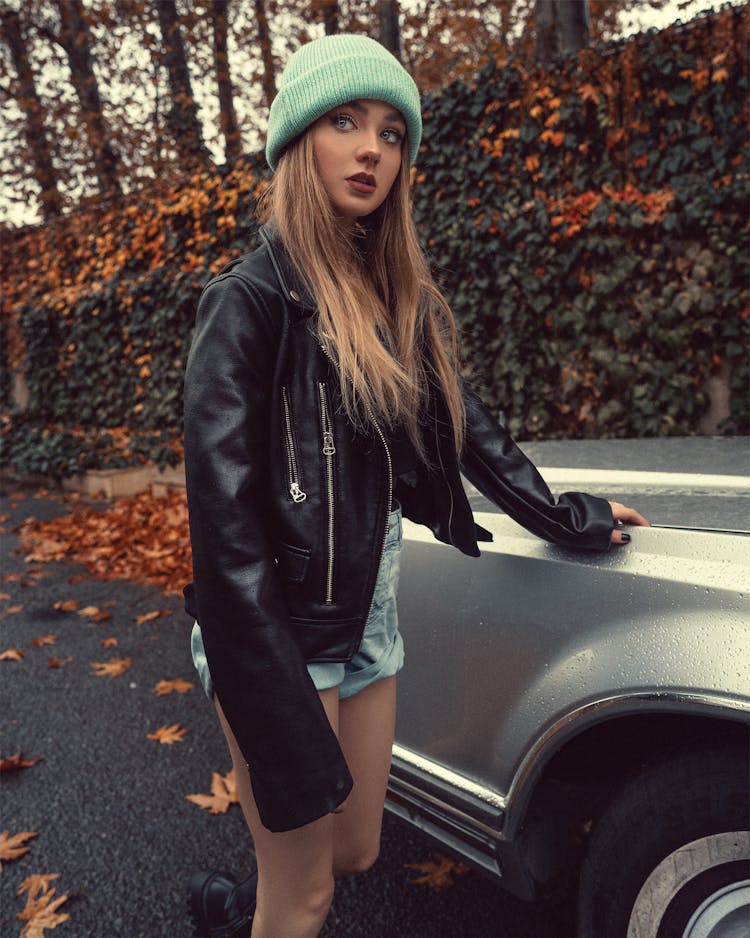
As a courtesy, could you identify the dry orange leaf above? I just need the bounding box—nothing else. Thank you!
[405,853,471,891]
[0,752,41,773]
[135,609,172,625]
[31,636,57,647]
[148,723,189,745]
[78,606,111,622]
[89,657,132,678]
[186,770,238,814]
[0,830,38,871]
[3,604,24,615]
[154,678,194,696]
[53,600,78,613]
[1,648,25,661]
[16,873,71,938]
[101,637,118,648]
[48,657,73,669]
[0,591,11,600]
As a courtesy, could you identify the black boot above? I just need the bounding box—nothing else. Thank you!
[188,869,257,938]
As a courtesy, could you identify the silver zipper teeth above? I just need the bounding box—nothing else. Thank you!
[318,343,393,620]
[318,382,336,605]
[282,386,306,502]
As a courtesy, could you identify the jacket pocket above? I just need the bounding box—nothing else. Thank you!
[281,386,306,503]
[276,541,311,583]
[318,382,336,605]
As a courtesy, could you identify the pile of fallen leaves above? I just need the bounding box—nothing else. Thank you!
[18,490,191,595]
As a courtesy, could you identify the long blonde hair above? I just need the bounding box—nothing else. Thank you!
[259,132,465,460]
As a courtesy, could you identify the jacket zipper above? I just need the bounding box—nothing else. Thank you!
[318,382,336,605]
[281,386,306,503]
[319,344,393,619]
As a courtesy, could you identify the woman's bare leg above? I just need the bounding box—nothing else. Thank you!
[215,691,340,938]
[333,675,397,876]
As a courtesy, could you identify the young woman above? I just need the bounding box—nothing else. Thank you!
[184,33,649,938]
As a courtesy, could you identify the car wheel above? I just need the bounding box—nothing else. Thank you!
[577,746,750,938]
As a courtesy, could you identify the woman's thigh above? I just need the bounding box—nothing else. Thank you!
[333,674,397,874]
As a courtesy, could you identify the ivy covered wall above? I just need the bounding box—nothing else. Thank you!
[1,5,747,479]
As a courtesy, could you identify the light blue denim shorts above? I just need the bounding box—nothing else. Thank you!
[190,503,404,701]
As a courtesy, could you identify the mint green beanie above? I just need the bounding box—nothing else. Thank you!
[266,34,422,170]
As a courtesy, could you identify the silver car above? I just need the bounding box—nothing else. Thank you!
[388,436,750,938]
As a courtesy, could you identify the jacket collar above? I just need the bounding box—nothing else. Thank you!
[259,224,316,317]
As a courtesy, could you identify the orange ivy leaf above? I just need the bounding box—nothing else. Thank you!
[405,853,471,891]
[89,657,132,678]
[3,604,25,616]
[186,770,238,814]
[578,83,600,103]
[101,637,118,648]
[154,678,194,696]
[148,723,189,745]
[0,752,41,773]
[0,592,11,600]
[47,657,73,669]
[16,873,72,937]
[0,830,38,871]
[135,609,172,625]
[1,648,25,661]
[31,636,57,647]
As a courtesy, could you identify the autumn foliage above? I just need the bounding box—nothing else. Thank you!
[1,5,748,485]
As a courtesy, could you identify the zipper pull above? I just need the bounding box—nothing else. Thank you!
[290,482,307,503]
[322,431,335,456]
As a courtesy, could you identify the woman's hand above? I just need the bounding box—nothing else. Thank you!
[609,500,650,545]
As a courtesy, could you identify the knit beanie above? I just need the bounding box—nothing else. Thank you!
[266,34,422,170]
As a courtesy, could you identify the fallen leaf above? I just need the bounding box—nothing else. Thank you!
[1,648,25,661]
[405,854,471,890]
[0,830,38,872]
[31,636,57,647]
[0,592,10,600]
[186,770,238,814]
[154,678,194,695]
[67,575,88,585]
[47,657,73,669]
[16,873,71,937]
[0,753,41,773]
[78,606,111,622]
[89,657,132,678]
[101,637,118,648]
[53,600,78,613]
[148,723,189,745]
[135,609,172,625]
[2,604,24,615]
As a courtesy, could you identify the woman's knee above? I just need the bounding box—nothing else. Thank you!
[334,842,380,877]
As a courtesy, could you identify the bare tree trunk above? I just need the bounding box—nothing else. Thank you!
[536,0,590,66]
[1,7,63,219]
[320,0,339,36]
[254,0,276,109]
[211,0,242,165]
[378,0,402,61]
[155,0,212,170]
[55,0,122,196]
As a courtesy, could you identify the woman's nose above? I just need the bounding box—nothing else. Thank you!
[356,132,381,164]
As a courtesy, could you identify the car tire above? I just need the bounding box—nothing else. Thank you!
[577,745,750,938]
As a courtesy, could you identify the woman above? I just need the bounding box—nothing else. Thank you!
[184,33,648,938]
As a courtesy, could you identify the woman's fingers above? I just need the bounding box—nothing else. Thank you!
[608,500,651,545]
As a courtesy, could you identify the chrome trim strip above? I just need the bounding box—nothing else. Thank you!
[391,744,506,811]
[538,467,750,492]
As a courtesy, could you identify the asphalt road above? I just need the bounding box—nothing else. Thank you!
[0,488,573,938]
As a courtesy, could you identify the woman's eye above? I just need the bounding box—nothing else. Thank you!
[382,128,404,145]
[332,113,355,130]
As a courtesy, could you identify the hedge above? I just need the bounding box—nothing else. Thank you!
[1,4,747,479]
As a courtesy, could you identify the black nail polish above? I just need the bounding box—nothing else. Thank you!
[621,532,631,543]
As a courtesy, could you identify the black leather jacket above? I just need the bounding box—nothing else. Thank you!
[183,226,614,832]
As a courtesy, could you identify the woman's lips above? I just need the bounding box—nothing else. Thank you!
[346,173,377,193]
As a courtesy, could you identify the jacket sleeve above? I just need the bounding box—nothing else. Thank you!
[460,384,614,551]
[183,274,352,832]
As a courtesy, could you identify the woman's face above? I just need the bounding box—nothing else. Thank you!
[309,99,406,226]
